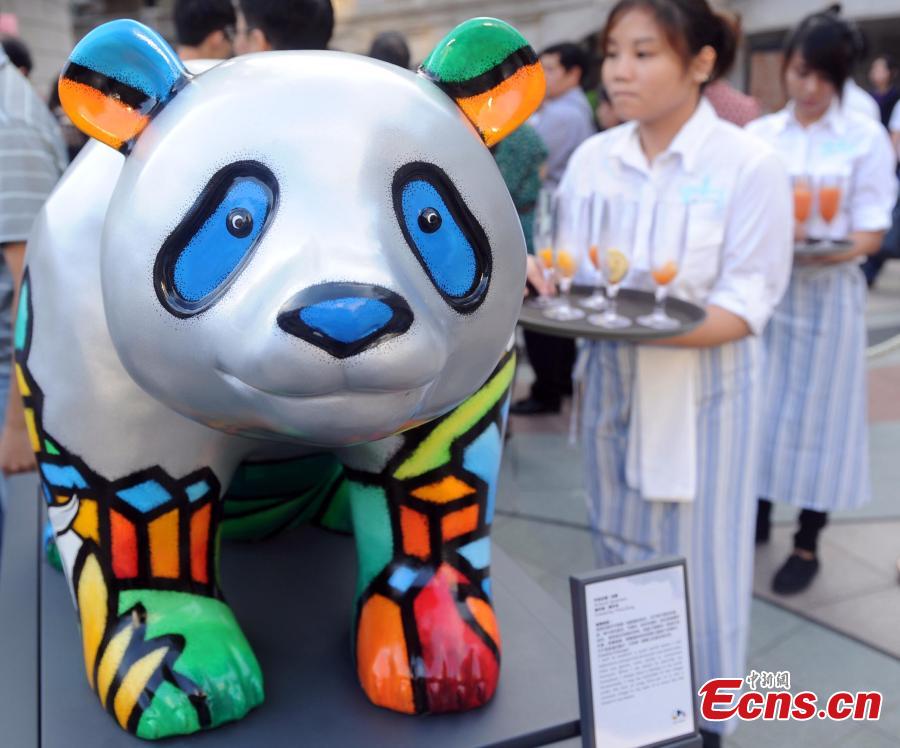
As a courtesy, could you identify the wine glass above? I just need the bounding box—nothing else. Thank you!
[587,196,635,329]
[580,194,608,311]
[637,199,688,330]
[792,174,812,244]
[532,190,558,308]
[529,190,559,308]
[544,195,586,321]
[816,174,843,246]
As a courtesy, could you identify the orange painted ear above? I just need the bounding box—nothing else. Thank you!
[58,19,190,153]
[419,18,546,147]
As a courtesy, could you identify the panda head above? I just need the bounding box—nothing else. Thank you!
[59,19,544,446]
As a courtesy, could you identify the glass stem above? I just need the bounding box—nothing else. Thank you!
[607,283,620,317]
[654,285,668,317]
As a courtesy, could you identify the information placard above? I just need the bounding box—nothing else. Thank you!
[571,558,700,748]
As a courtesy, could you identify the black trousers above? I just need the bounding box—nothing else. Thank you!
[757,498,829,553]
[522,329,575,406]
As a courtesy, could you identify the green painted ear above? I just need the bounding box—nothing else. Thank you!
[420,17,545,146]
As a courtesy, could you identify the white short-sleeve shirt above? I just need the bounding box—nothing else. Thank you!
[890,99,900,133]
[747,101,897,239]
[842,79,880,123]
[557,98,793,335]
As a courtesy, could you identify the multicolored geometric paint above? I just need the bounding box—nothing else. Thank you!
[420,17,546,147]
[57,19,189,153]
[32,12,540,740]
[16,272,262,738]
[348,351,512,713]
[22,266,513,734]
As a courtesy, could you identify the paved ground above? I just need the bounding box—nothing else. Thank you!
[499,261,900,746]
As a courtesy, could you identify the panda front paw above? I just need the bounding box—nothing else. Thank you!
[356,563,500,714]
[82,586,264,739]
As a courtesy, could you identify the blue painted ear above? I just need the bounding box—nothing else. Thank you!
[59,19,190,152]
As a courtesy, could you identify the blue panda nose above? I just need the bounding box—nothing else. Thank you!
[277,283,413,359]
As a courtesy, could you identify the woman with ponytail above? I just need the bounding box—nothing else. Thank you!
[554,1,793,744]
[749,13,896,594]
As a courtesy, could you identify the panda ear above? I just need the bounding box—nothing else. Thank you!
[419,17,545,147]
[58,19,190,153]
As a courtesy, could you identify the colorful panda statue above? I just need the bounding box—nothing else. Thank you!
[19,16,544,740]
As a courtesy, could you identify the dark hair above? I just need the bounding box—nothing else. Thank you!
[368,31,410,69]
[540,42,590,80]
[601,0,737,83]
[824,4,867,62]
[782,12,856,94]
[174,0,235,47]
[873,53,898,74]
[1,36,32,75]
[239,0,334,51]
[596,84,612,104]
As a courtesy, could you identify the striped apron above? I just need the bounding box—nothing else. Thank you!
[582,337,762,735]
[758,264,869,512]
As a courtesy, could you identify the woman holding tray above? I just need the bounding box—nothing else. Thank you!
[748,13,896,595]
[553,1,792,744]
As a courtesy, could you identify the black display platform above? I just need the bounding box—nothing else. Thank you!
[0,474,581,748]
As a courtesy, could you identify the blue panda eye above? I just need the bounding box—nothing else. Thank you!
[155,161,278,317]
[394,163,491,313]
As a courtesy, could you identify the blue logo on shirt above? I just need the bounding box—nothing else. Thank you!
[680,176,725,208]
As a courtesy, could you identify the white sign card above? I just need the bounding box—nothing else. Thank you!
[571,559,698,748]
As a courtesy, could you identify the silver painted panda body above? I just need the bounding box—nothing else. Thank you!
[25,18,544,739]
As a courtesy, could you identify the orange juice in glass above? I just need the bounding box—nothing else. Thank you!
[538,246,554,270]
[581,194,609,311]
[543,245,585,321]
[817,175,842,245]
[637,200,687,331]
[531,191,559,307]
[587,196,636,330]
[793,178,812,224]
[544,197,587,321]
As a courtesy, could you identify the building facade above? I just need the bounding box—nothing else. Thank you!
[6,0,900,111]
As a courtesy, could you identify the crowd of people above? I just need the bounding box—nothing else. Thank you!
[516,2,896,745]
[0,0,898,745]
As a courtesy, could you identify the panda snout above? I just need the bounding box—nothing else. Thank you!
[276,283,414,359]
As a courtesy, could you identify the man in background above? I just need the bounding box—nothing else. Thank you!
[234,0,334,54]
[0,36,31,78]
[513,42,594,416]
[529,43,594,192]
[173,0,236,61]
[0,42,67,563]
[368,31,410,69]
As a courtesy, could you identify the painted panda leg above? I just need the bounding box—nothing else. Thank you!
[36,453,265,738]
[40,463,265,738]
[345,351,513,713]
[15,278,262,739]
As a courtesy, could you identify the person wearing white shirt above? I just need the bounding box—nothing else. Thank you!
[888,98,900,155]
[551,1,792,745]
[862,98,900,286]
[842,77,880,122]
[748,12,896,595]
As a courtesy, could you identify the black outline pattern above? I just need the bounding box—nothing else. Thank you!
[347,348,513,713]
[276,282,414,359]
[154,160,279,318]
[420,45,538,100]
[59,60,189,155]
[392,162,492,314]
